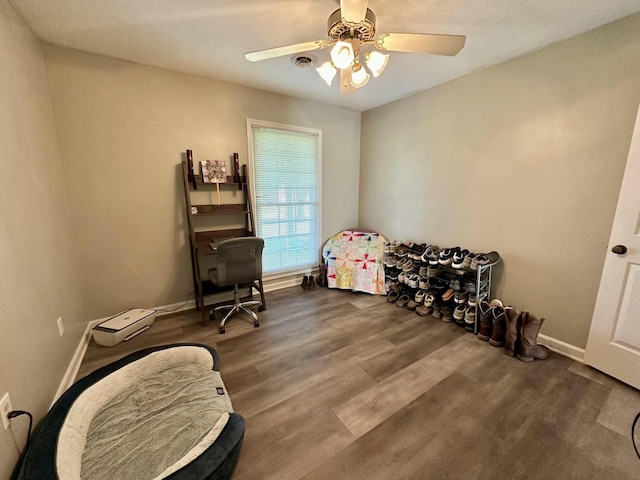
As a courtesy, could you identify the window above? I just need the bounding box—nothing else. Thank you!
[247,119,321,275]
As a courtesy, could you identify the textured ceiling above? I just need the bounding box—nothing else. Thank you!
[10,0,640,112]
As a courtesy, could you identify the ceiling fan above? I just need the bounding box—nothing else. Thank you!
[245,0,466,95]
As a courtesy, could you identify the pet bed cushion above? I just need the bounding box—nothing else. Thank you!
[16,343,244,480]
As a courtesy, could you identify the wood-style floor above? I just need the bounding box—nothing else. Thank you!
[78,286,640,480]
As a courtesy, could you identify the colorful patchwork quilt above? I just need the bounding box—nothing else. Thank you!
[322,230,386,295]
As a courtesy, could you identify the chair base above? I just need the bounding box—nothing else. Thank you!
[210,283,263,333]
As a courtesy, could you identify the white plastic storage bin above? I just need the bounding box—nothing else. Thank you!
[92,308,156,347]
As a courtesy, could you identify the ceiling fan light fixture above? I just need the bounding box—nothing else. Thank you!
[330,40,355,69]
[316,61,337,86]
[365,50,389,77]
[350,63,370,88]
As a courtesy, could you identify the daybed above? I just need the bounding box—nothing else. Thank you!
[15,343,244,480]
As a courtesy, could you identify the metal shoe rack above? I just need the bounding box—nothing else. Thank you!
[436,259,499,334]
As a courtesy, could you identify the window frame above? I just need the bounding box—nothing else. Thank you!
[246,118,323,277]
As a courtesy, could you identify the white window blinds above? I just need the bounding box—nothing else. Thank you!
[248,120,321,274]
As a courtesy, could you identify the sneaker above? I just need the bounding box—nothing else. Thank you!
[395,243,412,257]
[427,248,440,265]
[438,247,456,265]
[421,245,439,263]
[462,252,477,269]
[473,251,501,270]
[453,304,466,321]
[418,277,430,290]
[427,265,442,277]
[464,306,476,332]
[416,304,434,316]
[441,305,453,323]
[408,243,427,260]
[454,291,468,304]
[424,293,436,307]
[402,259,415,272]
[451,249,469,269]
[408,274,420,289]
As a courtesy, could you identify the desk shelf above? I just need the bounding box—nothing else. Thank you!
[181,158,256,325]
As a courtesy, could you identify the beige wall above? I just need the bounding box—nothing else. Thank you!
[359,14,640,349]
[0,1,88,477]
[42,45,361,319]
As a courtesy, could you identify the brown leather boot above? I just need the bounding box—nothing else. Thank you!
[476,301,493,341]
[516,313,549,362]
[504,308,522,357]
[489,306,506,347]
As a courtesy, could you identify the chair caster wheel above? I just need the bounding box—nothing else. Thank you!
[258,306,265,312]
[219,327,225,334]
[254,322,260,328]
[209,313,215,321]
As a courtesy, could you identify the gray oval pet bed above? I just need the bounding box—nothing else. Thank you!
[15,343,244,480]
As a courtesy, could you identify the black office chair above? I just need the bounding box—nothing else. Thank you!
[208,237,266,334]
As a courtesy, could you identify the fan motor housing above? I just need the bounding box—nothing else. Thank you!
[328,8,376,41]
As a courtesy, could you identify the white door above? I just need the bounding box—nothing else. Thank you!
[584,105,640,390]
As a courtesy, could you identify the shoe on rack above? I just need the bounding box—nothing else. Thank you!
[427,265,442,278]
[408,243,427,260]
[408,274,420,289]
[395,294,411,308]
[427,247,441,265]
[438,247,456,265]
[451,249,469,269]
[453,304,466,322]
[464,306,476,332]
[442,288,454,302]
[395,243,413,257]
[419,277,430,290]
[454,291,468,304]
[407,290,426,311]
[424,293,436,308]
[441,305,453,323]
[416,304,434,317]
[475,251,501,269]
[462,252,477,270]
[387,289,401,303]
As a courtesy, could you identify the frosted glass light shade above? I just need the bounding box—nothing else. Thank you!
[316,61,337,86]
[330,41,355,69]
[350,63,370,88]
[365,50,389,77]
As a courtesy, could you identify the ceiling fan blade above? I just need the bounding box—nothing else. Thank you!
[340,0,369,24]
[245,40,329,62]
[340,68,356,96]
[375,33,466,56]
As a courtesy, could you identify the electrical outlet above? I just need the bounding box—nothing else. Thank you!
[57,317,64,337]
[1,392,12,430]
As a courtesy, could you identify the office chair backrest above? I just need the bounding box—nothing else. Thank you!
[214,237,264,287]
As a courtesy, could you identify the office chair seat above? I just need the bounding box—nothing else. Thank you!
[208,237,266,334]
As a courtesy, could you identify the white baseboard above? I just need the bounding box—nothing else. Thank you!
[51,300,203,405]
[538,333,585,363]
